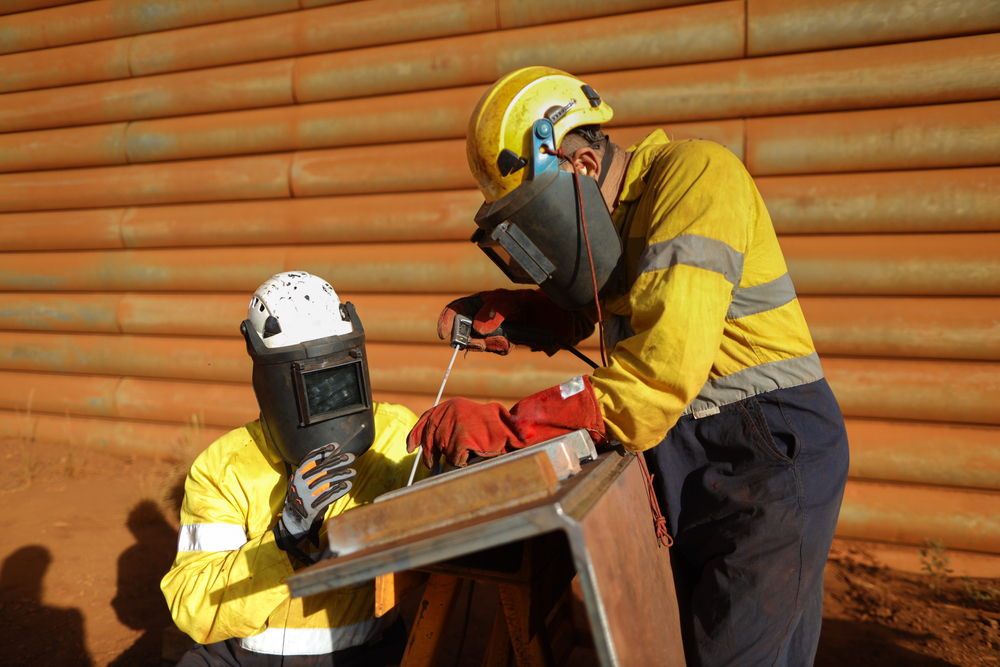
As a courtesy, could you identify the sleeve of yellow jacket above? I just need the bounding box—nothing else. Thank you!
[159,428,296,645]
[592,140,755,450]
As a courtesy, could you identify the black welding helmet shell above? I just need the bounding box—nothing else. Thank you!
[241,274,375,466]
[472,118,623,311]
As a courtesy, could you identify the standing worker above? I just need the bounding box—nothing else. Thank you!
[407,67,850,666]
[162,272,423,666]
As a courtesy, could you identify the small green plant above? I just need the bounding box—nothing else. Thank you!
[961,576,999,602]
[920,539,953,590]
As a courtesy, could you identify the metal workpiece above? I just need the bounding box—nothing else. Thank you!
[748,0,1000,57]
[289,450,685,666]
[838,479,1000,554]
[761,167,1000,235]
[393,430,595,503]
[845,419,1000,491]
[747,100,1000,176]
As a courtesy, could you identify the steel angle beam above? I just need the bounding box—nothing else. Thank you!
[288,448,685,666]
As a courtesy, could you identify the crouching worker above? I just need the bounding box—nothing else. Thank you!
[161,271,423,666]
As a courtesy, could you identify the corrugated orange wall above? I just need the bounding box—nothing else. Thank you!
[1,0,998,567]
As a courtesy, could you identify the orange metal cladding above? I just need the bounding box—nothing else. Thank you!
[800,297,1000,361]
[759,168,1000,234]
[0,58,296,134]
[0,409,228,460]
[0,243,509,293]
[126,0,681,78]
[0,191,482,251]
[0,0,300,54]
[23,35,999,170]
[748,0,1000,57]
[0,207,126,251]
[0,292,123,333]
[0,153,291,212]
[746,100,1000,176]
[291,141,472,197]
[0,0,490,93]
[293,1,745,103]
[845,419,1000,491]
[0,121,128,173]
[824,357,1000,425]
[780,234,1000,296]
[123,86,484,165]
[0,37,129,93]
[0,331,251,382]
[0,4,742,134]
[6,236,996,295]
[0,370,256,427]
[837,480,1000,554]
[0,1,85,16]
[590,33,1000,125]
[0,292,463,341]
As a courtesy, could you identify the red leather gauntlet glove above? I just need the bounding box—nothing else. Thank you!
[437,289,592,355]
[406,375,607,468]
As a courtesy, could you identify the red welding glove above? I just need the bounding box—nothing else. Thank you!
[406,375,607,468]
[437,289,592,356]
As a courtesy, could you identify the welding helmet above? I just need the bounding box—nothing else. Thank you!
[241,272,374,466]
[467,67,623,310]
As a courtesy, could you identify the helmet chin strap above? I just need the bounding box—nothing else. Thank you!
[596,136,615,190]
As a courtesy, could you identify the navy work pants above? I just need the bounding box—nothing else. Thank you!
[644,378,849,667]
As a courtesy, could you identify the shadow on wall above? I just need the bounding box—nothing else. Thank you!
[107,499,181,667]
[0,545,93,666]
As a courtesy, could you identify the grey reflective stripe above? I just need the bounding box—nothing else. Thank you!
[637,235,743,285]
[727,272,797,319]
[682,352,825,418]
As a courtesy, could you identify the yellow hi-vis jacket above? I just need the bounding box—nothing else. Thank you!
[591,131,822,450]
[160,402,422,656]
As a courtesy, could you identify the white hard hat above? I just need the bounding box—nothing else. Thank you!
[247,271,353,349]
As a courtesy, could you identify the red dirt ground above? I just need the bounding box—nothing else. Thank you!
[1,437,998,666]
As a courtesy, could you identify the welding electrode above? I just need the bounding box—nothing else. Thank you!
[406,315,472,486]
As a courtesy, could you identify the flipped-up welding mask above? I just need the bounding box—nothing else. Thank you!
[471,118,623,311]
[241,272,374,467]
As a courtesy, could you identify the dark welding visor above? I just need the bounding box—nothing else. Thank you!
[471,119,622,311]
[242,302,375,466]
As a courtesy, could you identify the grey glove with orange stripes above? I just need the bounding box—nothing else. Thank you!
[273,443,356,558]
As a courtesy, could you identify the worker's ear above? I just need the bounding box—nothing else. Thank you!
[570,146,602,181]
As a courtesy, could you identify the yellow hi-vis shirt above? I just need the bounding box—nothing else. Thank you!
[591,132,822,451]
[160,402,424,655]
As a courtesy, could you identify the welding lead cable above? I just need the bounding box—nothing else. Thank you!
[406,343,462,487]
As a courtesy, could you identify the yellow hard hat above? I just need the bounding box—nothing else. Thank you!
[467,66,614,202]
